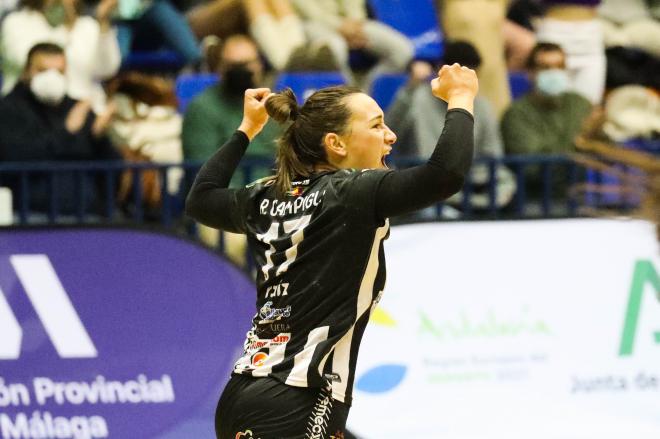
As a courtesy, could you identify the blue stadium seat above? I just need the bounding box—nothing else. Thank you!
[368,0,443,61]
[582,139,654,208]
[122,50,186,72]
[175,73,220,113]
[509,71,531,99]
[369,73,407,111]
[625,138,660,155]
[273,72,348,104]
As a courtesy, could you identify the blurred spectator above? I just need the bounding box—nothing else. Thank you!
[536,0,605,104]
[1,0,121,112]
[182,34,277,261]
[0,43,120,214]
[187,0,309,71]
[106,72,184,211]
[507,0,545,30]
[597,0,660,90]
[598,0,660,57]
[182,35,277,175]
[387,41,516,211]
[501,42,592,192]
[600,85,660,143]
[292,0,414,85]
[504,0,544,70]
[185,0,244,39]
[602,45,660,91]
[437,0,511,118]
[0,0,18,19]
[115,0,201,66]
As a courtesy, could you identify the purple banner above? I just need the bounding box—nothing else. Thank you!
[0,228,255,438]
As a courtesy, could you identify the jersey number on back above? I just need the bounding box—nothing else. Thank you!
[256,215,312,281]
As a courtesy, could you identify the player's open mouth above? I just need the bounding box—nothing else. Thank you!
[381,149,391,168]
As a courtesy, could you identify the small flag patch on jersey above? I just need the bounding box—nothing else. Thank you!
[287,187,304,197]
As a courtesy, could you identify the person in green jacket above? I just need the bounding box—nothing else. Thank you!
[182,34,278,261]
[183,34,278,187]
[501,42,593,198]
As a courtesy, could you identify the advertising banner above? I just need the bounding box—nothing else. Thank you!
[349,219,660,439]
[0,228,255,439]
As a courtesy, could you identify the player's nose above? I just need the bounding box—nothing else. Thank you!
[384,125,397,145]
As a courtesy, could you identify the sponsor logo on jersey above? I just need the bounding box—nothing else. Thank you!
[235,429,259,439]
[249,340,269,350]
[287,187,304,197]
[248,334,290,350]
[251,352,268,366]
[271,334,290,343]
[267,323,291,333]
[306,392,332,439]
[258,301,291,323]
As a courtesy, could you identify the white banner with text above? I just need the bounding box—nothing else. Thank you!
[348,219,660,439]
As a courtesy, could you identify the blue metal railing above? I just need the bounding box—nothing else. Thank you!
[0,154,641,232]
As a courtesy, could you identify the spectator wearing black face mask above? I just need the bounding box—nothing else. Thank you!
[182,34,278,177]
[182,34,278,262]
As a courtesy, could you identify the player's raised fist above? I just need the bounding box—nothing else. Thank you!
[239,88,273,140]
[431,63,478,103]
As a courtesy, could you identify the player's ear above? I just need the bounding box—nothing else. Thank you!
[324,132,347,158]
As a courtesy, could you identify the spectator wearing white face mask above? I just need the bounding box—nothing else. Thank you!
[0,42,121,214]
[1,0,121,112]
[501,42,593,195]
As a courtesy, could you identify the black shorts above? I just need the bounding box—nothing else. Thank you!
[215,374,350,439]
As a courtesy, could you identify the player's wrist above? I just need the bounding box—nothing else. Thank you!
[447,94,474,115]
[238,121,260,141]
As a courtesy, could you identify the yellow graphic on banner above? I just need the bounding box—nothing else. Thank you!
[370,307,397,327]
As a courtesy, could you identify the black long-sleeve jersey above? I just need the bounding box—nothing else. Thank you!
[186,108,474,405]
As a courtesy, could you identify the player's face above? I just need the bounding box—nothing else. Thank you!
[341,93,397,169]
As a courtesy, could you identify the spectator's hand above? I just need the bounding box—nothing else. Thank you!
[66,101,92,134]
[431,63,478,113]
[339,19,368,49]
[238,88,273,141]
[580,105,606,140]
[409,61,433,86]
[96,0,118,32]
[92,100,117,138]
[61,0,79,27]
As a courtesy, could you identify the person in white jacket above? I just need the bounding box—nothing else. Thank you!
[292,0,413,85]
[1,0,121,112]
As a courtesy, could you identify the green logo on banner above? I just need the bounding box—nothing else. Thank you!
[618,260,660,357]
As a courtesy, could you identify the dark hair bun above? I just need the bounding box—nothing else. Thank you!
[266,88,299,124]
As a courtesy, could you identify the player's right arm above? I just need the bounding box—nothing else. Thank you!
[185,88,272,232]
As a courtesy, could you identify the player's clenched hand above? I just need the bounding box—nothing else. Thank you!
[239,88,274,140]
[431,64,478,113]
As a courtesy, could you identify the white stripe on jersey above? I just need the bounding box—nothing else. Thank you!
[285,326,330,386]
[330,220,389,402]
